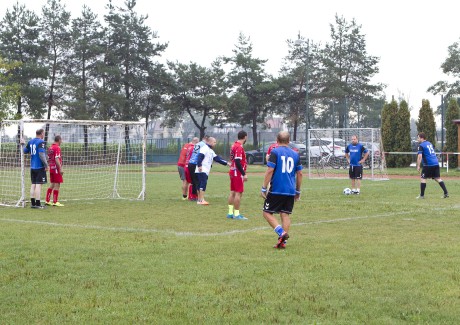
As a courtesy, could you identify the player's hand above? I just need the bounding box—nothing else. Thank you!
[19,138,25,145]
[295,193,301,201]
[417,166,420,172]
[60,170,64,175]
[261,186,267,199]
[243,175,248,182]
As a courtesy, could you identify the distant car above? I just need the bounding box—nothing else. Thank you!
[246,141,307,164]
[309,138,346,158]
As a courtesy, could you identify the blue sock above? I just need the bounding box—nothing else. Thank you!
[274,225,284,237]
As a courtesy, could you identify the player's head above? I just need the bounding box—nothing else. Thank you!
[202,135,210,143]
[36,129,45,138]
[351,135,358,145]
[191,137,199,144]
[207,137,217,148]
[277,131,290,145]
[418,132,426,142]
[237,130,248,144]
[54,135,62,144]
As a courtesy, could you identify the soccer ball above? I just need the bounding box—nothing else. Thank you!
[343,188,352,195]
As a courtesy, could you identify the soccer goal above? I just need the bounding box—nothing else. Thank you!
[307,128,388,180]
[0,119,146,207]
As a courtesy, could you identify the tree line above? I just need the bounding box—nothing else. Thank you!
[0,0,459,151]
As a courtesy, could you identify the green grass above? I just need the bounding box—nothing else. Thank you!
[1,165,460,324]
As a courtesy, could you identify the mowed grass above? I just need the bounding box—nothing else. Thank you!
[1,165,460,324]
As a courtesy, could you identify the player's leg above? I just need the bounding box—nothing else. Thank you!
[227,190,235,218]
[433,166,448,197]
[34,183,42,206]
[53,183,63,205]
[263,194,288,248]
[30,184,36,207]
[230,174,246,219]
[417,166,429,198]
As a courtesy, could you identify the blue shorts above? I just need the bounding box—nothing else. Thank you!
[197,173,208,191]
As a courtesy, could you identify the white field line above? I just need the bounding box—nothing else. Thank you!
[0,206,457,237]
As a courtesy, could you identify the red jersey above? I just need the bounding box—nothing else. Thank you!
[229,141,246,175]
[48,143,62,171]
[184,143,195,165]
[177,143,189,167]
[267,142,279,156]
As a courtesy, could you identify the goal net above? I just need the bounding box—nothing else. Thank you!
[308,128,388,180]
[0,119,146,207]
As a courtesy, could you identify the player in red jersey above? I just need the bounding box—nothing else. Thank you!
[177,140,191,200]
[184,137,199,201]
[266,141,279,164]
[45,135,64,207]
[227,130,248,220]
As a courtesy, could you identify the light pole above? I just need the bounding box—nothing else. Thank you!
[294,38,310,157]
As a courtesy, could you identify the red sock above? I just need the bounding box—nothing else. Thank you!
[53,190,59,203]
[46,188,52,202]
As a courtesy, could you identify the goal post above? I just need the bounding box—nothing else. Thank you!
[307,128,388,180]
[0,119,146,207]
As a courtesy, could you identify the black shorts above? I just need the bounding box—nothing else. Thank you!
[349,165,363,179]
[263,193,295,214]
[31,168,47,184]
[421,165,440,179]
[197,173,208,191]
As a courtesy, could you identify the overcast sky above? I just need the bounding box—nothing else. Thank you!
[1,0,459,119]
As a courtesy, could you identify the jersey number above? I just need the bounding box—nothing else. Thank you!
[427,144,435,155]
[280,156,294,173]
[31,144,36,155]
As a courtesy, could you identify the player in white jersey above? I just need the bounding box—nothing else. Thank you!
[195,137,230,205]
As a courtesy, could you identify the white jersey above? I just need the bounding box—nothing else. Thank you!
[196,144,216,175]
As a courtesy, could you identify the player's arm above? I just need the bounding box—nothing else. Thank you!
[56,156,63,174]
[234,158,245,176]
[196,153,205,171]
[213,155,229,166]
[295,169,303,201]
[359,149,369,165]
[416,153,422,172]
[261,167,274,199]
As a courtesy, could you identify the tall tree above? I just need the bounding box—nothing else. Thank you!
[428,37,460,98]
[381,99,398,167]
[166,60,227,139]
[0,3,47,119]
[416,99,436,147]
[395,100,412,167]
[318,14,383,128]
[445,98,459,167]
[224,33,277,147]
[0,57,21,120]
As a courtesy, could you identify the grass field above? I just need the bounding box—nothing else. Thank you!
[1,165,460,324]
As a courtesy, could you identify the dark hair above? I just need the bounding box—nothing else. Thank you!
[54,135,62,142]
[36,129,44,136]
[237,130,247,140]
[418,132,426,140]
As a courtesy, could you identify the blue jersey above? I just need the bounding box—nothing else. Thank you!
[267,146,303,196]
[188,140,207,165]
[418,141,438,166]
[345,143,368,166]
[24,137,46,169]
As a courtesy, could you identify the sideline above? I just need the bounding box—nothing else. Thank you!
[1,206,457,237]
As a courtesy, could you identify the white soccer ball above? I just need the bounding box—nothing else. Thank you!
[343,188,352,195]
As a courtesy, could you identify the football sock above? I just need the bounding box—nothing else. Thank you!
[234,209,240,216]
[35,200,41,207]
[274,225,284,237]
[228,205,234,215]
[31,198,36,206]
[420,183,426,196]
[53,190,59,203]
[439,181,448,194]
[46,188,52,202]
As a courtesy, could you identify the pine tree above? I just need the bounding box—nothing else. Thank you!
[416,99,436,147]
[381,99,398,167]
[445,98,459,168]
[395,100,412,167]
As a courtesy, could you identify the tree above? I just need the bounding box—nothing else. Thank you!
[394,100,412,167]
[428,37,460,98]
[0,57,21,120]
[0,3,47,119]
[381,99,398,167]
[224,33,277,147]
[445,98,459,167]
[318,15,383,128]
[416,99,436,147]
[166,60,227,139]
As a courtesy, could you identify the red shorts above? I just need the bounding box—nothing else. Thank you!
[229,173,244,193]
[184,166,192,183]
[50,168,63,183]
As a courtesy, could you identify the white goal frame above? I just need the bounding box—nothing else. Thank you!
[307,128,388,180]
[0,119,146,207]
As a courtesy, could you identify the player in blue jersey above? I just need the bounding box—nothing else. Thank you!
[261,131,303,249]
[416,132,449,199]
[23,129,49,208]
[345,135,369,194]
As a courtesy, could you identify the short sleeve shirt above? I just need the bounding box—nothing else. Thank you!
[230,141,246,175]
[418,141,438,166]
[267,146,303,196]
[48,143,62,170]
[345,143,368,166]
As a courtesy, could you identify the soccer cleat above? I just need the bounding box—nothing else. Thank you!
[31,205,45,209]
[233,215,248,220]
[182,197,187,201]
[226,214,234,219]
[53,202,65,207]
[442,193,449,198]
[45,201,52,206]
[274,232,289,249]
[197,201,209,205]
[416,195,425,199]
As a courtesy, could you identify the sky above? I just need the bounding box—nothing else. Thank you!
[1,0,459,119]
